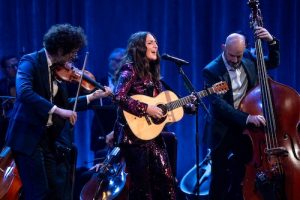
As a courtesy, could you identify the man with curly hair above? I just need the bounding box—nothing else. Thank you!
[5,24,111,200]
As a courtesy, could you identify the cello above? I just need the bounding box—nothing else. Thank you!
[179,149,212,199]
[240,1,300,199]
[0,146,22,200]
[80,147,128,200]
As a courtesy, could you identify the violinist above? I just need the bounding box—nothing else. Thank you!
[5,24,112,200]
[202,27,279,200]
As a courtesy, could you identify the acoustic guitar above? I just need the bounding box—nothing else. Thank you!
[123,81,228,140]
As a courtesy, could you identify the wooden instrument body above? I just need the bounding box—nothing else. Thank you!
[123,90,184,140]
[240,79,300,200]
[0,147,22,200]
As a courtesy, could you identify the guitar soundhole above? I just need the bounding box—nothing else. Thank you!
[151,104,167,124]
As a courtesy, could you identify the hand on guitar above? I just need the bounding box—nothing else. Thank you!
[184,94,197,114]
[123,82,229,140]
[146,105,164,119]
[246,114,266,127]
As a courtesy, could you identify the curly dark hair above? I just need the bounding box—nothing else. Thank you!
[125,31,160,82]
[43,24,87,55]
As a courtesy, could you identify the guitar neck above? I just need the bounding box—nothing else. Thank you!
[166,89,212,111]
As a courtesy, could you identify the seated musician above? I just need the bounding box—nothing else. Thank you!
[90,48,125,164]
[0,55,18,150]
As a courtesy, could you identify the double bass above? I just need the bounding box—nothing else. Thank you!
[240,1,300,199]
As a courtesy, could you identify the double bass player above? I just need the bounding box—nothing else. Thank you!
[202,27,279,200]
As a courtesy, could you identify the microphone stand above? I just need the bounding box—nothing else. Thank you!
[176,64,210,198]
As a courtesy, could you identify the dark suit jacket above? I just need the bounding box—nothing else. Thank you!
[202,42,280,150]
[6,49,87,155]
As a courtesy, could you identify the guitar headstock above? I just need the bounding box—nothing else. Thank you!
[211,81,229,94]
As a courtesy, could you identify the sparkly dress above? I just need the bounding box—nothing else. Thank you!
[113,62,176,200]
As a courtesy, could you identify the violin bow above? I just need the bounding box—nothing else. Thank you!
[72,52,89,112]
[69,52,89,200]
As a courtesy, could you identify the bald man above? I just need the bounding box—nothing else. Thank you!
[202,27,280,200]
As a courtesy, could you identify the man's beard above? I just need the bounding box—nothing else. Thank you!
[230,62,241,69]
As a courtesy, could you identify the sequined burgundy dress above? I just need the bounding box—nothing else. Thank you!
[113,63,176,200]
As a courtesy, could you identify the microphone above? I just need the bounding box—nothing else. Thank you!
[161,54,189,65]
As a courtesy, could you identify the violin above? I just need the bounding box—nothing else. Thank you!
[51,62,107,92]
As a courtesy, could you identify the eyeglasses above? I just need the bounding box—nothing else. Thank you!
[70,50,79,61]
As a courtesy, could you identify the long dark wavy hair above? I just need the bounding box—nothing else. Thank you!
[124,31,160,82]
[43,24,87,56]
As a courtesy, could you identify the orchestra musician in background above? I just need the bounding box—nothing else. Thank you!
[5,24,111,200]
[202,27,280,200]
[0,55,19,97]
[74,48,126,199]
[0,55,19,150]
[90,47,125,163]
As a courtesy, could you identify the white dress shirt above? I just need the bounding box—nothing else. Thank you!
[222,53,248,109]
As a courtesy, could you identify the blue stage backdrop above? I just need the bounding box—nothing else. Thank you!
[0,0,299,181]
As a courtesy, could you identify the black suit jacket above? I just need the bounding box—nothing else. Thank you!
[6,49,88,155]
[202,42,280,150]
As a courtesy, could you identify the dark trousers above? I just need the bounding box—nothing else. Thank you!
[14,134,74,200]
[54,149,73,200]
[209,133,252,200]
[14,145,56,200]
